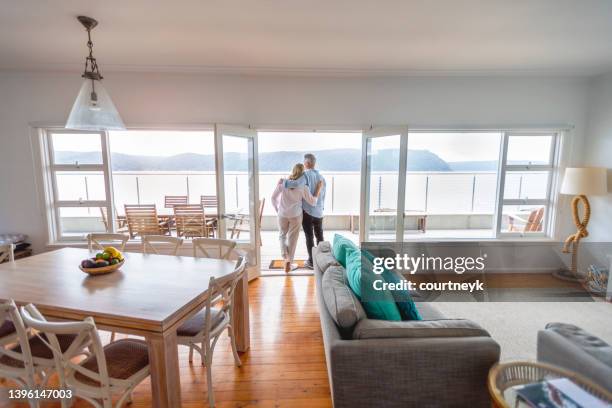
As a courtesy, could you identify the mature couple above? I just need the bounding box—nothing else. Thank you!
[271,153,326,272]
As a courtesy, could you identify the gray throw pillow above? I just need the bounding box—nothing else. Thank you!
[317,241,332,253]
[314,250,340,273]
[322,265,366,333]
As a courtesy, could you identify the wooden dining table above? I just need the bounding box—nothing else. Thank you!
[0,247,250,407]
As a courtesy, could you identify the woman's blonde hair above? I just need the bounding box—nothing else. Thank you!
[289,163,305,180]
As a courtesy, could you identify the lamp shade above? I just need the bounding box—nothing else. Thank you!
[65,79,125,131]
[560,167,608,195]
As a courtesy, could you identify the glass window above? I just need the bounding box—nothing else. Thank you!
[503,171,549,200]
[51,132,103,165]
[405,132,501,238]
[108,130,217,219]
[55,171,106,201]
[501,205,546,233]
[506,135,553,165]
[58,207,107,238]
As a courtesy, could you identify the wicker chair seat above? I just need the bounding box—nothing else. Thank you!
[74,339,149,386]
[0,333,77,368]
[0,320,15,338]
[177,308,225,337]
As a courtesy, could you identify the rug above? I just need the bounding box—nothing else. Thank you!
[268,259,307,270]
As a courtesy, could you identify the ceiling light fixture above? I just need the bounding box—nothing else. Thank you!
[65,16,125,131]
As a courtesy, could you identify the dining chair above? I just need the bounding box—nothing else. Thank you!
[0,300,37,406]
[142,235,183,255]
[98,207,129,234]
[200,195,218,211]
[1,300,89,406]
[124,204,170,238]
[192,238,237,260]
[174,204,215,238]
[164,195,188,209]
[20,303,150,408]
[229,198,265,245]
[508,207,545,232]
[176,256,247,407]
[0,243,15,263]
[87,233,129,252]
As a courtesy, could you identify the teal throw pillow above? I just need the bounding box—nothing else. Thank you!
[332,234,358,268]
[345,248,401,321]
[362,250,422,321]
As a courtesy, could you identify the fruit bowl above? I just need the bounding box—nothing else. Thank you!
[80,247,125,276]
[79,259,124,276]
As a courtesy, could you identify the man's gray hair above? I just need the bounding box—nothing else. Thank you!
[304,153,316,166]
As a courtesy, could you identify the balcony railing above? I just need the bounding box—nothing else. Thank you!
[63,170,544,216]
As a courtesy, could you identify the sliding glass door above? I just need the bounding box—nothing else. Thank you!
[360,127,408,242]
[215,125,261,279]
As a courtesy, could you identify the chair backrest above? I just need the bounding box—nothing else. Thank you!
[142,235,183,255]
[125,204,161,236]
[20,304,110,391]
[87,233,129,252]
[174,204,208,238]
[202,257,247,335]
[525,207,545,232]
[192,238,237,259]
[0,244,15,263]
[200,195,218,210]
[164,195,188,209]
[0,300,36,380]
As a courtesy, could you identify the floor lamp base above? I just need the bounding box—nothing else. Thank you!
[552,269,587,283]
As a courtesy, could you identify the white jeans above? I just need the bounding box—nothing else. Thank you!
[278,215,302,262]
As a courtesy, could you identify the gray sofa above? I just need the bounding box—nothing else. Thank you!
[313,242,500,408]
[538,323,612,392]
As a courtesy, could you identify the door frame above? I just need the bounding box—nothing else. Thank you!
[360,126,409,243]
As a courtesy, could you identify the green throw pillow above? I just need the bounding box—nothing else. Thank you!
[345,248,401,321]
[362,250,422,321]
[332,234,358,268]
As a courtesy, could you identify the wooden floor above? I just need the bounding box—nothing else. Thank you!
[2,276,332,408]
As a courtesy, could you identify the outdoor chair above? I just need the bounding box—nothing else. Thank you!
[124,204,170,238]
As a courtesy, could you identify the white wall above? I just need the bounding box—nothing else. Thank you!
[0,71,591,252]
[584,72,612,242]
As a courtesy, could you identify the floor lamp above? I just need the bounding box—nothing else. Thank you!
[555,167,608,281]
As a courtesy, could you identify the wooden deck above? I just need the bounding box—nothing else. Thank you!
[2,276,332,408]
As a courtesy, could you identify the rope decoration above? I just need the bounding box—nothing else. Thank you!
[562,195,590,274]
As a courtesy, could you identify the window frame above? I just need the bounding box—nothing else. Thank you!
[41,129,115,242]
[38,126,564,245]
[495,132,560,238]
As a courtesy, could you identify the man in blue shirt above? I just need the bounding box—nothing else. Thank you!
[283,153,326,269]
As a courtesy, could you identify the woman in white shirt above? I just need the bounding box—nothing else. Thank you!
[271,163,324,272]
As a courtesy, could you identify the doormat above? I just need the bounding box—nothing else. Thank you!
[268,259,307,270]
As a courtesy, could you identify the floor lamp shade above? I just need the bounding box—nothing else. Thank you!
[561,167,608,196]
[65,79,126,131]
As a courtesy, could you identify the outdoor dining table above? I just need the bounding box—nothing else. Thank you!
[0,247,250,407]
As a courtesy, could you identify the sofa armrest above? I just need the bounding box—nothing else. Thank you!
[352,318,490,340]
[329,336,500,408]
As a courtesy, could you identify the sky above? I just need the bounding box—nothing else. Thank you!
[52,130,552,164]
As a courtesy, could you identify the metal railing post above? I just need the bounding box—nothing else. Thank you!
[136,176,141,205]
[471,175,476,212]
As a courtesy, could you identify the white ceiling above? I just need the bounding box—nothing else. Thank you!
[1,0,612,76]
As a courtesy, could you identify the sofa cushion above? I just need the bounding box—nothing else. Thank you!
[544,323,612,368]
[345,248,401,321]
[332,234,358,268]
[352,318,490,340]
[317,241,332,253]
[321,265,366,334]
[315,249,341,273]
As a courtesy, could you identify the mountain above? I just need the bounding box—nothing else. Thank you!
[55,148,453,172]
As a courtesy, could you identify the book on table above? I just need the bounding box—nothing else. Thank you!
[508,378,609,408]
